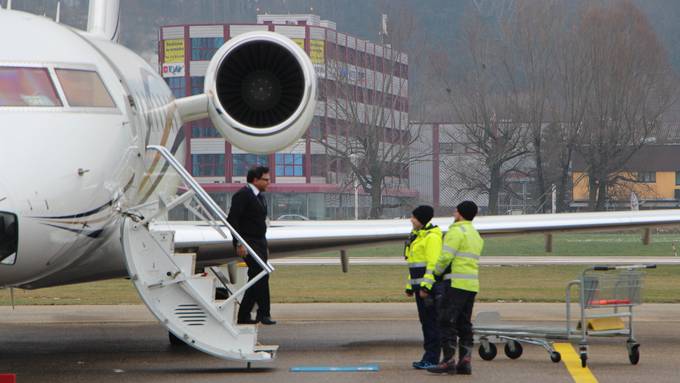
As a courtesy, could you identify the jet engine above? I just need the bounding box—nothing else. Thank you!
[204,31,317,153]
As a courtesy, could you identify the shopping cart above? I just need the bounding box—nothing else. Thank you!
[473,264,655,368]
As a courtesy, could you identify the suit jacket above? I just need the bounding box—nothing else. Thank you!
[227,186,268,257]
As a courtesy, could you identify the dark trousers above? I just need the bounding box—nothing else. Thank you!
[438,286,476,362]
[237,238,271,320]
[415,283,443,363]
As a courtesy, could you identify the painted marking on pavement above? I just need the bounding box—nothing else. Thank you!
[554,343,598,383]
[290,364,380,372]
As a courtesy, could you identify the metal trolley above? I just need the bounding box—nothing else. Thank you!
[474,264,656,368]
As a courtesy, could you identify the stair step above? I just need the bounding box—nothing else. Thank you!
[174,253,196,276]
[254,345,279,353]
[252,344,279,359]
[122,220,277,362]
[185,275,216,299]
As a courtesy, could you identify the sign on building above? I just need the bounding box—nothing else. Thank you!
[310,40,325,65]
[164,39,185,63]
[162,63,185,78]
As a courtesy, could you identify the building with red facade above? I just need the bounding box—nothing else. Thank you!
[159,14,415,219]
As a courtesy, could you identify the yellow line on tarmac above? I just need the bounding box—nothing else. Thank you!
[554,343,598,383]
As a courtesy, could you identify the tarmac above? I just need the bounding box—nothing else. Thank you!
[1,303,679,383]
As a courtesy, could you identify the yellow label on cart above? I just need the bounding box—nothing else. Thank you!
[581,317,625,331]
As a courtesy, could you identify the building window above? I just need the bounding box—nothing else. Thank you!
[676,189,680,201]
[311,154,327,177]
[191,37,224,61]
[190,76,204,95]
[276,153,304,176]
[191,118,221,138]
[676,171,680,186]
[233,154,269,177]
[635,172,656,183]
[191,154,224,177]
[165,77,185,98]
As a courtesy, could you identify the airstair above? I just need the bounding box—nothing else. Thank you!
[120,145,277,362]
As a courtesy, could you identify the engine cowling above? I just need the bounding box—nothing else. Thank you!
[204,31,317,154]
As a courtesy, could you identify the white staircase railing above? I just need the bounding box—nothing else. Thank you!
[145,145,274,303]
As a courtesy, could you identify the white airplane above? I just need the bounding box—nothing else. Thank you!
[1,0,679,364]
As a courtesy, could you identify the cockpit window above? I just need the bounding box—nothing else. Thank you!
[0,212,18,265]
[55,69,116,108]
[0,67,63,107]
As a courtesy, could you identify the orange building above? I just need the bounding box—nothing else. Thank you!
[572,145,680,209]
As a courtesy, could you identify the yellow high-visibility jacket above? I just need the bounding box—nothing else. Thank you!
[425,220,484,293]
[404,223,442,291]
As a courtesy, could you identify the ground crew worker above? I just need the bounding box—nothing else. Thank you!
[404,205,443,369]
[420,201,483,375]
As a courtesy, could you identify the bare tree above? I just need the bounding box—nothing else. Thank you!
[574,1,676,211]
[314,4,429,218]
[499,0,563,213]
[434,6,530,215]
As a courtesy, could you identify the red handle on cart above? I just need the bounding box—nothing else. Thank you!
[589,299,631,305]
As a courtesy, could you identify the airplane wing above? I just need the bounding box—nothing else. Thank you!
[153,209,680,265]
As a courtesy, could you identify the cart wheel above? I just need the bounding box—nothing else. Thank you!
[479,342,498,361]
[550,352,561,363]
[628,344,640,365]
[504,340,523,359]
[580,352,587,368]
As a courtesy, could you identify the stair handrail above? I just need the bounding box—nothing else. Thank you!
[146,145,274,281]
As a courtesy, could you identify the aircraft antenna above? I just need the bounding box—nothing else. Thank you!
[56,0,61,22]
[7,0,12,10]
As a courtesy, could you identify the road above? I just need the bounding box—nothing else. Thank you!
[1,303,679,382]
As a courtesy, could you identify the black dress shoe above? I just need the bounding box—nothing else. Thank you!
[257,316,277,325]
[237,317,257,325]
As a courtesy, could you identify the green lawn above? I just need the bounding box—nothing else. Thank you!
[2,231,677,306]
[315,231,680,258]
[2,264,678,305]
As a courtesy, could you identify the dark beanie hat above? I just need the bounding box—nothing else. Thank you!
[456,201,478,221]
[412,205,434,225]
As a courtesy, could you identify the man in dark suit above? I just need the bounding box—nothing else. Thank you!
[227,166,276,325]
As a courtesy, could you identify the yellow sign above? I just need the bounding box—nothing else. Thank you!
[310,40,325,65]
[290,39,324,65]
[164,39,185,63]
[292,38,305,51]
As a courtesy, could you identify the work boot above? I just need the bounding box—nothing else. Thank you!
[428,340,457,374]
[456,344,473,375]
[426,359,457,374]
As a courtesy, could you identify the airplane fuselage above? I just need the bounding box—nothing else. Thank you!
[0,9,185,289]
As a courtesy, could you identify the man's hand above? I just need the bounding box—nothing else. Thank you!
[405,289,414,297]
[236,244,247,258]
[419,289,430,299]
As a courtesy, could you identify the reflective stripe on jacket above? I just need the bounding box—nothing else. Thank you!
[404,223,442,290]
[433,220,484,293]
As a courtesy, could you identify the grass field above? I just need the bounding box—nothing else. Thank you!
[2,264,678,305]
[1,232,678,306]
[315,231,680,258]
